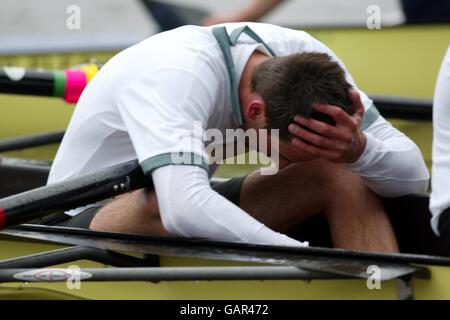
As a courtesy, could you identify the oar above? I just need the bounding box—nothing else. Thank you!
[0,160,151,230]
[371,95,432,121]
[1,64,433,120]
[0,130,65,152]
[0,64,100,103]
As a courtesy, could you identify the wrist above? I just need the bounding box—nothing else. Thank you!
[347,131,367,164]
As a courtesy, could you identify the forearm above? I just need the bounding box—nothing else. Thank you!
[347,117,430,197]
[152,165,307,247]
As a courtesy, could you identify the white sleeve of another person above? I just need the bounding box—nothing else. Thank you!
[430,46,450,235]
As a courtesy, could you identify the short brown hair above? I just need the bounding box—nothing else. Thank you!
[251,52,354,139]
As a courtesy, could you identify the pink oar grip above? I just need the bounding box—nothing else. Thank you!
[64,69,88,103]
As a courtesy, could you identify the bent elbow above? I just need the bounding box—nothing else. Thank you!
[414,178,430,194]
[405,148,430,193]
[369,179,428,198]
[158,195,190,237]
[396,179,429,196]
[394,146,430,194]
[159,203,193,237]
[159,188,210,238]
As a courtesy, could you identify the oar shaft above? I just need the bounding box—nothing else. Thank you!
[0,69,56,97]
[0,130,65,152]
[0,64,433,120]
[0,64,99,103]
[372,95,432,121]
[0,160,151,229]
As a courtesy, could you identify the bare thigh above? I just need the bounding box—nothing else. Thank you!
[240,158,369,233]
[89,188,170,236]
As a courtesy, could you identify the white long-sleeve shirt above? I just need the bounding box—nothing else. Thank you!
[48,23,429,246]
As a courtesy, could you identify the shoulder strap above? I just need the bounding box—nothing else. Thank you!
[362,103,380,130]
[212,26,243,125]
[212,26,276,126]
[229,25,276,56]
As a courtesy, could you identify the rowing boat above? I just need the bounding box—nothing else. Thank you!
[0,157,449,300]
[0,91,443,300]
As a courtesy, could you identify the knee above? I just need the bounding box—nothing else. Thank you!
[304,160,369,200]
[320,164,383,215]
[287,159,351,192]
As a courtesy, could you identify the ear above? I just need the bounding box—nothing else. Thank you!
[246,98,267,120]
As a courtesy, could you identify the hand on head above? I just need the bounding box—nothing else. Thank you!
[287,89,367,164]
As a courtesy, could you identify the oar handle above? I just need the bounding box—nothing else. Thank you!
[0,64,100,103]
[0,160,151,229]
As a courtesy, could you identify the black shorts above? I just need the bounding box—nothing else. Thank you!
[36,176,247,229]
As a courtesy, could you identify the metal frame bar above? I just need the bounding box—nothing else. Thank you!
[0,246,159,269]
[0,266,350,283]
